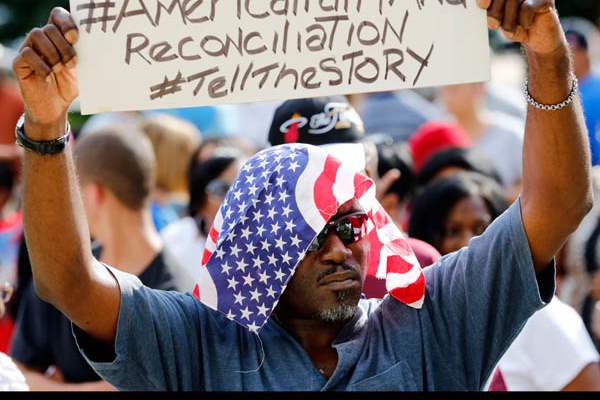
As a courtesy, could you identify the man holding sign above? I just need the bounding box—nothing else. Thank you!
[10,0,594,391]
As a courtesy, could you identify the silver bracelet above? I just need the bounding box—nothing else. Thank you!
[524,73,579,112]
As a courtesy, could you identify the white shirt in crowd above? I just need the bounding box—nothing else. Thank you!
[0,353,28,391]
[488,296,600,391]
[161,216,207,293]
[475,111,524,188]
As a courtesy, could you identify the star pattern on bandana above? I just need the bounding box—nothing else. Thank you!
[205,146,315,332]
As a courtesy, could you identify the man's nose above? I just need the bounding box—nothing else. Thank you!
[318,231,352,264]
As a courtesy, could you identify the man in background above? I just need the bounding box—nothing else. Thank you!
[10,126,177,390]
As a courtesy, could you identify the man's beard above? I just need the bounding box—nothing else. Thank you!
[316,289,358,323]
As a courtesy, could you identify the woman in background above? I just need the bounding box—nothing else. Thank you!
[409,172,508,255]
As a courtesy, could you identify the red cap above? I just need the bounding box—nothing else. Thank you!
[409,121,471,172]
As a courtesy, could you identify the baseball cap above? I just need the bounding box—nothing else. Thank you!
[268,96,365,146]
[408,121,471,172]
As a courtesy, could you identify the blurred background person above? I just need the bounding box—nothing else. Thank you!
[0,282,27,391]
[161,146,244,293]
[10,126,178,391]
[364,134,417,228]
[486,283,600,391]
[409,172,508,256]
[566,28,600,166]
[140,114,202,232]
[559,167,600,351]
[354,90,449,143]
[438,83,524,197]
[408,121,471,175]
[0,161,21,354]
[416,147,503,189]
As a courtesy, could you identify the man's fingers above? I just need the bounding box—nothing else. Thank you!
[43,25,77,67]
[487,0,506,29]
[28,29,61,72]
[518,1,537,29]
[477,0,492,9]
[19,47,52,80]
[48,7,79,45]
[502,0,522,33]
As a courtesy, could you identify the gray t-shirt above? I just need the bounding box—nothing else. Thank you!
[73,201,555,391]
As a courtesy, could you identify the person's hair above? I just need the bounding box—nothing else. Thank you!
[188,155,237,217]
[140,114,201,194]
[565,29,589,51]
[408,172,508,251]
[74,125,156,211]
[417,147,503,187]
[374,138,416,204]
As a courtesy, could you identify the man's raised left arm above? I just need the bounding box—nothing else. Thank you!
[480,0,593,273]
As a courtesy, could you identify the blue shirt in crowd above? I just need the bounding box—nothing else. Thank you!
[580,74,600,166]
[73,201,554,391]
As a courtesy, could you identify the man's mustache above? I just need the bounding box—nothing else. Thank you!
[316,263,358,282]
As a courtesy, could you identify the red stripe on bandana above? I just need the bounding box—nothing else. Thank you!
[209,227,219,243]
[201,249,212,266]
[314,156,342,222]
[354,173,373,200]
[389,271,426,305]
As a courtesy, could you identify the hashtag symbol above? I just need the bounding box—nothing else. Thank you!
[77,1,117,33]
[150,72,187,101]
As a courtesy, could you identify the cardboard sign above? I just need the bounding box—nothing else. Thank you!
[70,0,490,115]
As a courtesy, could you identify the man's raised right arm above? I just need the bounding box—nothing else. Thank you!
[13,7,120,343]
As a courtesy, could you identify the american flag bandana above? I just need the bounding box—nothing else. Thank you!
[193,144,425,332]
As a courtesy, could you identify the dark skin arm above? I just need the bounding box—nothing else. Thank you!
[13,8,120,343]
[479,0,593,273]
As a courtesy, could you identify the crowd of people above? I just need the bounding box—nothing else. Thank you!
[0,1,600,391]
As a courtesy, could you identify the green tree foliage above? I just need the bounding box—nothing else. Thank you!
[557,0,600,23]
[0,0,69,43]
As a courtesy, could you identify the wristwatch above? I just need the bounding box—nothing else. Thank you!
[15,114,71,155]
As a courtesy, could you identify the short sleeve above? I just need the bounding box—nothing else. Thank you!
[420,199,555,390]
[498,299,600,391]
[9,283,53,371]
[0,353,28,391]
[72,265,205,391]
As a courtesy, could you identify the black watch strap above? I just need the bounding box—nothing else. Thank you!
[15,115,71,155]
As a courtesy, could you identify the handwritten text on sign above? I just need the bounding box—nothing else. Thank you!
[70,0,490,115]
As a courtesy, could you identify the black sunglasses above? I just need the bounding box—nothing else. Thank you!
[307,212,368,252]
